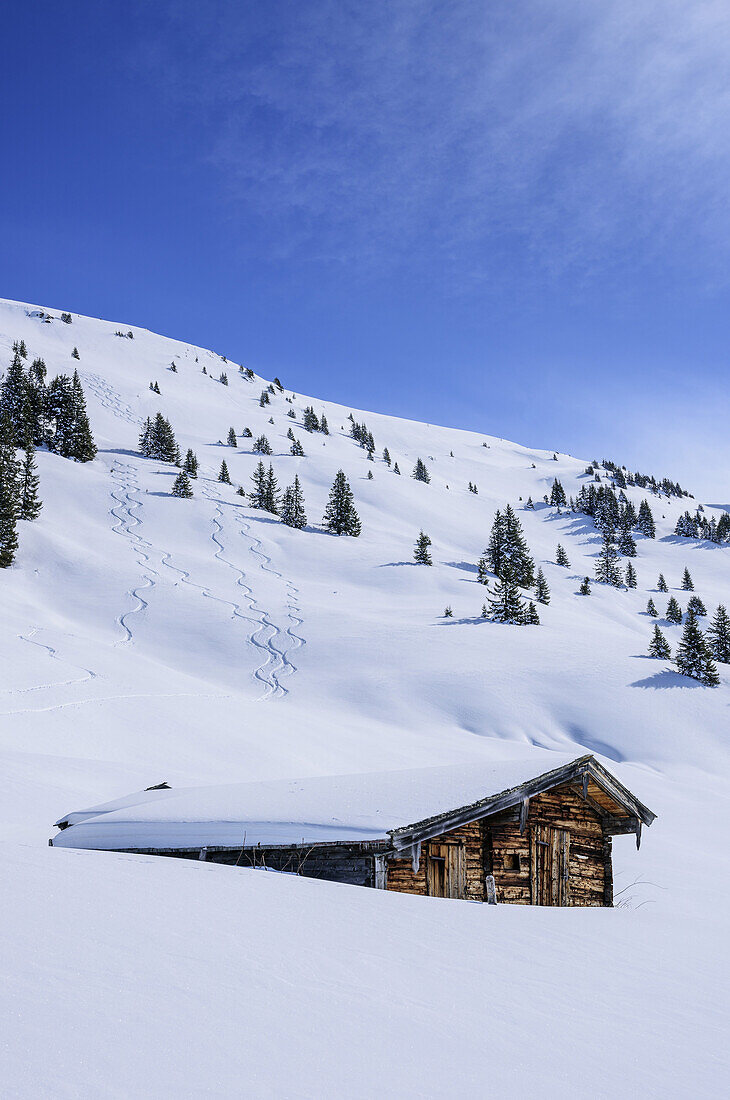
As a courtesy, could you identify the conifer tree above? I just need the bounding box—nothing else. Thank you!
[263,464,280,514]
[444,606,453,617]
[183,449,198,478]
[481,604,488,618]
[412,458,430,483]
[253,435,272,455]
[686,595,707,618]
[549,479,566,507]
[323,470,361,536]
[18,339,27,359]
[281,475,306,529]
[707,605,730,663]
[0,350,31,445]
[287,426,296,441]
[18,443,42,520]
[477,556,490,584]
[0,419,19,567]
[681,567,694,591]
[249,461,267,509]
[290,438,305,457]
[648,624,671,659]
[486,570,530,624]
[595,527,622,586]
[665,597,682,624]
[556,544,570,567]
[139,417,153,457]
[68,371,96,461]
[242,427,252,438]
[675,616,719,685]
[320,414,329,435]
[579,577,591,595]
[393,462,401,475]
[525,496,534,509]
[657,573,668,592]
[485,505,534,587]
[636,499,656,538]
[646,597,658,617]
[625,561,637,588]
[302,406,319,432]
[227,427,237,447]
[367,469,373,479]
[71,347,80,360]
[171,470,193,498]
[218,460,231,484]
[534,567,550,605]
[414,531,432,565]
[523,601,541,625]
[383,447,391,466]
[618,525,637,557]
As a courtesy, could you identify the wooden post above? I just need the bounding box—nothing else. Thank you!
[519,797,529,835]
[485,874,497,904]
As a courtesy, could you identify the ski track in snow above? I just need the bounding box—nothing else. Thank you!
[82,371,142,428]
[1,629,99,697]
[109,461,158,646]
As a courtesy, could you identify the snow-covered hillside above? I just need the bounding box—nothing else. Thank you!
[1,296,728,1097]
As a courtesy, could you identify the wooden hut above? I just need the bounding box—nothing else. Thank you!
[51,753,655,907]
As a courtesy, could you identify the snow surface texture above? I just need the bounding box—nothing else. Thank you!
[1,297,728,1098]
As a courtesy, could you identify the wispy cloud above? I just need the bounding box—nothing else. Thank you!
[135,0,730,285]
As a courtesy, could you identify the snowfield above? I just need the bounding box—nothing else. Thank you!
[1,296,728,1097]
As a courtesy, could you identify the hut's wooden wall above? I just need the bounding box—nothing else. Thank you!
[386,820,486,901]
[489,783,608,906]
[206,844,377,887]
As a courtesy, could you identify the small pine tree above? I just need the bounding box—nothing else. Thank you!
[0,473,19,567]
[71,347,80,360]
[595,528,622,586]
[444,606,453,618]
[579,577,591,595]
[367,469,373,480]
[665,597,682,624]
[242,427,252,438]
[414,531,432,565]
[393,462,401,475]
[657,573,668,592]
[281,475,307,529]
[263,464,280,514]
[383,447,391,466]
[618,526,637,557]
[523,601,541,625]
[323,470,361,536]
[686,595,707,618]
[249,461,267,509]
[218,460,231,484]
[648,624,671,659]
[253,435,272,455]
[220,372,228,386]
[171,470,193,498]
[18,444,42,520]
[625,561,637,589]
[320,414,329,435]
[707,605,730,663]
[486,571,529,624]
[477,556,490,584]
[412,458,431,483]
[227,427,237,447]
[534,567,550,605]
[481,604,488,618]
[646,597,658,617]
[681,567,694,591]
[290,438,305,457]
[556,544,570,567]
[183,449,198,478]
[675,616,719,686]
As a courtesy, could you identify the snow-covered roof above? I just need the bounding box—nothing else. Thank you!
[51,753,653,853]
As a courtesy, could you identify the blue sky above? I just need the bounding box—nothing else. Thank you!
[2,0,729,497]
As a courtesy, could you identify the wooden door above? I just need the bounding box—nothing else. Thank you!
[426,842,466,899]
[531,825,570,906]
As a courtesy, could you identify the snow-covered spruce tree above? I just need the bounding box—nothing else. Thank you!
[486,570,531,624]
[259,390,270,407]
[287,427,295,441]
[227,427,237,447]
[0,420,19,567]
[383,447,391,466]
[263,464,280,514]
[485,505,534,588]
[149,412,179,464]
[287,408,296,419]
[242,427,252,438]
[290,438,305,457]
[657,573,668,592]
[707,605,730,663]
[477,556,489,584]
[681,567,694,591]
[534,567,550,605]
[320,414,329,435]
[220,372,228,386]
[0,350,31,445]
[17,339,27,359]
[578,576,591,595]
[675,615,719,686]
[549,479,566,507]
[556,543,570,567]
[595,527,622,587]
[686,595,706,618]
[171,470,193,498]
[665,597,683,624]
[525,495,534,509]
[183,449,198,478]
[218,460,231,484]
[414,530,432,565]
[18,443,42,521]
[393,462,400,475]
[412,458,430,483]
[138,417,153,457]
[523,601,541,625]
[253,435,272,455]
[646,597,658,617]
[636,499,656,538]
[68,371,96,462]
[618,524,637,557]
[323,470,361,536]
[444,605,453,617]
[281,475,306,529]
[625,561,637,589]
[367,469,373,479]
[481,604,488,618]
[302,406,319,432]
[648,624,671,659]
[71,346,80,360]
[249,461,267,509]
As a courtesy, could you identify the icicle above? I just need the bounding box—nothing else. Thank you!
[411,842,421,874]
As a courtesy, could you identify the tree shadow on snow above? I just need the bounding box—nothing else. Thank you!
[444,560,479,576]
[378,561,418,568]
[630,668,703,690]
[99,447,142,458]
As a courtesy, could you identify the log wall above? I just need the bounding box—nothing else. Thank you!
[386,820,486,901]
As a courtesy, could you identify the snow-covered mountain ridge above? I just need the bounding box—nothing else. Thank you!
[1,295,728,1097]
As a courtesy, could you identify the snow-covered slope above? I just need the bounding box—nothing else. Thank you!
[1,296,728,1097]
